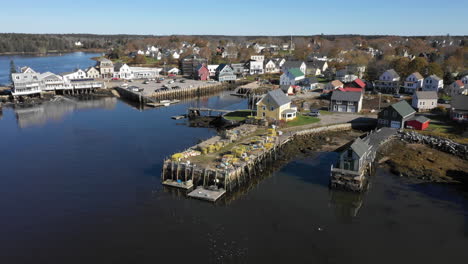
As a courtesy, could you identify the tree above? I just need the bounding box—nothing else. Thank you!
[407,57,428,75]
[132,54,147,65]
[391,57,410,77]
[426,62,444,78]
[9,60,17,84]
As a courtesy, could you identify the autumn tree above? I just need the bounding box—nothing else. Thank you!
[407,57,428,75]
[132,54,147,65]
[391,57,411,77]
[426,62,444,78]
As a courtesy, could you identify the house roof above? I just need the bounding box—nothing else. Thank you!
[451,95,468,111]
[390,100,416,118]
[410,72,424,80]
[353,79,366,88]
[330,80,344,87]
[308,77,318,84]
[414,91,438,100]
[428,74,442,81]
[410,116,430,124]
[384,69,400,79]
[340,87,363,92]
[331,90,362,102]
[283,61,304,69]
[262,89,291,107]
[288,68,304,78]
[350,137,370,158]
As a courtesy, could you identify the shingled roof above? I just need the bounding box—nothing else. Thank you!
[451,95,468,111]
[390,100,416,118]
[262,89,291,107]
[331,90,362,102]
[350,137,371,158]
[414,91,438,100]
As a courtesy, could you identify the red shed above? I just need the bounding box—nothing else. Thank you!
[196,64,210,81]
[353,78,366,89]
[406,116,430,130]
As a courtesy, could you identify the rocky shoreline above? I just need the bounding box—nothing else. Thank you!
[380,140,468,186]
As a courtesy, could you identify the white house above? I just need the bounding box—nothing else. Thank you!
[375,69,400,93]
[412,91,438,111]
[247,60,264,75]
[172,52,180,59]
[280,68,305,86]
[208,65,219,77]
[137,50,145,55]
[39,72,65,91]
[403,72,424,94]
[264,60,280,74]
[423,75,443,92]
[74,41,82,47]
[62,69,87,82]
[114,63,133,80]
[11,68,42,96]
[86,67,101,79]
[336,69,358,83]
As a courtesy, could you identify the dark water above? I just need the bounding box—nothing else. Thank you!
[0,93,467,264]
[0,52,102,85]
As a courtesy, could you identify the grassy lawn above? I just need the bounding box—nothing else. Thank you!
[286,114,320,127]
[319,110,333,115]
[224,110,255,121]
[317,77,328,83]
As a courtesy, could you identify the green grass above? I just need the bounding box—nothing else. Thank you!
[317,77,328,83]
[440,94,452,101]
[286,114,320,127]
[319,110,333,115]
[224,110,256,121]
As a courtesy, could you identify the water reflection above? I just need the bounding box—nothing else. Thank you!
[14,96,117,128]
[329,190,365,220]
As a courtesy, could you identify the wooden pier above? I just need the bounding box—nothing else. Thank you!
[161,125,282,202]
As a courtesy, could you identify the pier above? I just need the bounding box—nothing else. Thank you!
[161,125,282,202]
[330,127,397,192]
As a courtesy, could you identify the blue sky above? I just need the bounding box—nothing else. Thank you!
[0,0,466,36]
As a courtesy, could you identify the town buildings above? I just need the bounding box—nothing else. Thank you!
[97,58,114,78]
[324,80,344,93]
[280,68,305,86]
[180,55,208,78]
[215,64,236,82]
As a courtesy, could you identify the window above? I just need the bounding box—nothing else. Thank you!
[392,112,397,118]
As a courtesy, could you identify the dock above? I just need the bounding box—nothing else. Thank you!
[146,100,180,108]
[161,125,281,202]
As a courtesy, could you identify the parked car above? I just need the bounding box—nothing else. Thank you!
[172,86,181,89]
[180,79,186,83]
[143,80,150,84]
[393,93,403,98]
[308,109,321,117]
[168,80,175,84]
[111,77,120,81]
[438,98,451,104]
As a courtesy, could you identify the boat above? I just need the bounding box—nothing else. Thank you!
[160,100,171,106]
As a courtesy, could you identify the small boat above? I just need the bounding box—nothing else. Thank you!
[160,100,171,106]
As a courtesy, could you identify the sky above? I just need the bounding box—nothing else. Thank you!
[0,0,466,36]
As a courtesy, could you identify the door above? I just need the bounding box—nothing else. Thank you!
[338,105,347,112]
[390,121,401,128]
[347,106,356,112]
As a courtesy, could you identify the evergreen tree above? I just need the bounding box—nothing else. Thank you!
[9,60,17,84]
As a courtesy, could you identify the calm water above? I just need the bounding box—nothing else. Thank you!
[0,93,467,264]
[0,52,102,85]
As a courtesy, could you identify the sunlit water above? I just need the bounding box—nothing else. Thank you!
[0,93,467,263]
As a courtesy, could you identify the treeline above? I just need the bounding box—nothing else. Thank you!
[0,33,149,54]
